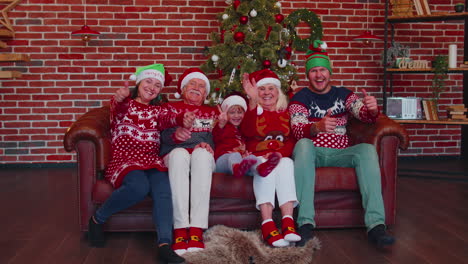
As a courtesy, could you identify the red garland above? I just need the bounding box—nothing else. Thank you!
[265,26,272,40]
[220,29,225,43]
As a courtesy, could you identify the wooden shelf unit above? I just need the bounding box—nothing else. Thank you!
[394,119,468,125]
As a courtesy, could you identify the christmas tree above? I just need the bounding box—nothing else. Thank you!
[201,0,322,103]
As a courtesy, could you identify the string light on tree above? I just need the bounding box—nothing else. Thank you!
[222,14,229,20]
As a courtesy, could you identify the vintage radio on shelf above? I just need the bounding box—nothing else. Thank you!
[386,97,422,119]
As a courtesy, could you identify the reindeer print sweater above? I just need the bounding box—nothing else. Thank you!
[105,97,183,188]
[240,107,295,158]
[289,86,378,149]
[159,101,218,156]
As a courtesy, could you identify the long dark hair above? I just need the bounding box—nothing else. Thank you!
[130,85,168,106]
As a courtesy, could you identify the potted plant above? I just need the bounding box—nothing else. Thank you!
[454,2,465,12]
[384,41,410,68]
[431,54,449,107]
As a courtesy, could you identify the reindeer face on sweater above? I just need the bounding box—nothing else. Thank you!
[254,115,290,152]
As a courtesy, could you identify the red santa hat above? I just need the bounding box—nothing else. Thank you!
[175,68,210,99]
[249,69,283,115]
[249,68,281,89]
[221,93,247,112]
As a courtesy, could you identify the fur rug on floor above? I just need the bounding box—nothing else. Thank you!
[183,225,321,264]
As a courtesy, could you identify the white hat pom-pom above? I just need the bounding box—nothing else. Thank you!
[320,42,328,50]
[174,92,181,99]
[257,105,263,115]
[129,74,137,81]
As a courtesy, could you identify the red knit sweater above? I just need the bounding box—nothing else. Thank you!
[240,107,295,158]
[212,122,247,160]
[105,96,182,188]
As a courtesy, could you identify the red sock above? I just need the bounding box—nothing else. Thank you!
[232,158,257,178]
[257,152,282,177]
[282,216,301,242]
[187,227,205,252]
[261,220,289,247]
[172,228,188,254]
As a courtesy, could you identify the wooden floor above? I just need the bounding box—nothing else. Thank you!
[0,160,467,264]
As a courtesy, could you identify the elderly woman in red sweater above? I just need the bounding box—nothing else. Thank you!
[241,69,301,247]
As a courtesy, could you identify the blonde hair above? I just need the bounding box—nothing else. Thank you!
[275,87,289,112]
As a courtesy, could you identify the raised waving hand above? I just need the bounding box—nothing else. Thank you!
[114,81,130,102]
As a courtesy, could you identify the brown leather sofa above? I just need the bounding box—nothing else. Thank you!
[64,105,409,232]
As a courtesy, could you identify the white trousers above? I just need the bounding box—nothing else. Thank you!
[164,147,215,229]
[253,157,299,210]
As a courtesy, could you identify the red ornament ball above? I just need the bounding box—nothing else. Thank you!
[233,0,241,9]
[239,15,249,24]
[262,59,272,68]
[275,14,285,23]
[233,31,245,42]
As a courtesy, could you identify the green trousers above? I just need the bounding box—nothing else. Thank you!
[293,138,385,231]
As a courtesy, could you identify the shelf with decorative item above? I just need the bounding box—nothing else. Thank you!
[385,68,468,73]
[394,119,468,125]
[388,12,468,23]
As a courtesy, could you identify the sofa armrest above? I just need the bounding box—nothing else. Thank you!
[347,114,409,153]
[63,105,111,172]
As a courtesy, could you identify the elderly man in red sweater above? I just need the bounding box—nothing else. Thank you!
[159,68,218,256]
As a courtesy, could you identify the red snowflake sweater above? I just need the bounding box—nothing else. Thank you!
[105,96,183,188]
[212,122,246,160]
[288,86,378,149]
[240,107,295,158]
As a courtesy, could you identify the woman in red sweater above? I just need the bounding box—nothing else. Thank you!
[240,69,301,247]
[87,64,192,264]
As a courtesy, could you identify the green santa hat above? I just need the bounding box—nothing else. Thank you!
[305,40,332,74]
[129,63,172,86]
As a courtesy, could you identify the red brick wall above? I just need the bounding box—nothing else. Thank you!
[0,0,463,164]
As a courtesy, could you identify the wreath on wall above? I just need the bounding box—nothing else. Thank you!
[285,9,323,52]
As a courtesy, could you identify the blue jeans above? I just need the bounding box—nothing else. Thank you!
[94,169,173,244]
[293,139,385,231]
[215,152,257,176]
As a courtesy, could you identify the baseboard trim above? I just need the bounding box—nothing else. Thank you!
[0,163,77,169]
[398,155,462,161]
[399,174,468,182]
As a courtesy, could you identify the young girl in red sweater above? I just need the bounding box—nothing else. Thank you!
[212,94,283,178]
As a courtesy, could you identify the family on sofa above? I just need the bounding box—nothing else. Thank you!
[69,40,402,264]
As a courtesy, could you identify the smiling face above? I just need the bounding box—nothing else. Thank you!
[136,78,162,105]
[257,83,279,111]
[307,66,332,94]
[227,105,245,127]
[182,78,207,106]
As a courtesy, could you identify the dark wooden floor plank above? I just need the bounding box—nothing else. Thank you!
[312,230,353,264]
[1,161,468,264]
[82,233,130,264]
[123,232,158,264]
